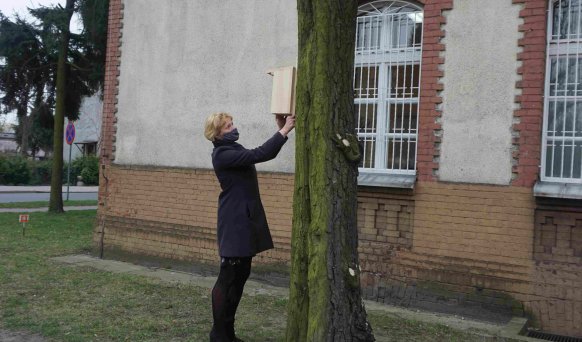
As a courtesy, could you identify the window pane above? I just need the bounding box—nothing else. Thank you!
[389,64,420,97]
[549,139,563,177]
[546,140,582,179]
[547,100,582,137]
[356,16,382,52]
[388,103,418,134]
[387,138,416,170]
[359,137,376,169]
[354,66,379,99]
[553,0,582,39]
[390,13,421,49]
[549,57,582,97]
[356,104,378,134]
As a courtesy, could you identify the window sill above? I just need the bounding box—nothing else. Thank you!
[533,181,582,200]
[357,172,416,189]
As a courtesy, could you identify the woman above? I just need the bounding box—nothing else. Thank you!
[204,112,295,342]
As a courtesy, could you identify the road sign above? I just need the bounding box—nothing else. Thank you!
[65,122,76,145]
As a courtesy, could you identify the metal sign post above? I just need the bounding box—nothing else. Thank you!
[19,214,29,237]
[65,121,76,201]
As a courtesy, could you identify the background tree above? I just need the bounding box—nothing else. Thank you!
[46,0,76,213]
[15,102,54,158]
[39,0,108,212]
[0,0,108,211]
[285,0,375,341]
[0,13,52,156]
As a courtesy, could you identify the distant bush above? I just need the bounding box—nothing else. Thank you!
[0,156,7,184]
[0,154,99,186]
[0,155,31,185]
[30,159,52,185]
[73,155,99,185]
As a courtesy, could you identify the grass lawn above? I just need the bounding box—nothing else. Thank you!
[0,210,518,341]
[0,200,97,209]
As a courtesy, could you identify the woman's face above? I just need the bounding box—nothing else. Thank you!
[219,118,235,138]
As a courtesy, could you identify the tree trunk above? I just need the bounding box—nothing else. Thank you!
[49,0,75,213]
[285,1,374,341]
[18,111,31,157]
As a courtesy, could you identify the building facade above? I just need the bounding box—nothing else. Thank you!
[63,94,103,161]
[97,0,582,337]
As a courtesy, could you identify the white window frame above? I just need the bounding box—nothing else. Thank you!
[542,0,582,183]
[354,1,423,178]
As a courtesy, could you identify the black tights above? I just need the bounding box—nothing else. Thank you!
[210,256,252,342]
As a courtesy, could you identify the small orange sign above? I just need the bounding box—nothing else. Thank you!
[19,214,29,223]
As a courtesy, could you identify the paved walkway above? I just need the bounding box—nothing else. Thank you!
[0,186,98,193]
[0,206,97,213]
[51,254,536,342]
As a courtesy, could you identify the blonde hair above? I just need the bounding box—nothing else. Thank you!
[204,112,233,141]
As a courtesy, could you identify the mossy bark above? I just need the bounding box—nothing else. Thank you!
[49,0,75,213]
[285,1,374,341]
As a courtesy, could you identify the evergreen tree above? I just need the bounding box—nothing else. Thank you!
[0,13,51,155]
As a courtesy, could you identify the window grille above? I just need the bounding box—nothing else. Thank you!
[354,1,423,174]
[543,0,582,182]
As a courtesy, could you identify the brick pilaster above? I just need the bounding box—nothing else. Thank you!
[416,0,454,181]
[99,0,123,203]
[511,0,548,187]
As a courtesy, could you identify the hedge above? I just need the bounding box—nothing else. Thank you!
[0,154,99,186]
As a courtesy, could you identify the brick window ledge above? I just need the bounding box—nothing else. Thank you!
[534,181,582,200]
[357,172,416,189]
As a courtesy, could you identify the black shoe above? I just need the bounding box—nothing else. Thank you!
[209,328,232,342]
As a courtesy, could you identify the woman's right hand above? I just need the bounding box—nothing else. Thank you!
[278,115,295,137]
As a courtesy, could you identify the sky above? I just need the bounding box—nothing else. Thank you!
[0,0,82,128]
[0,0,66,19]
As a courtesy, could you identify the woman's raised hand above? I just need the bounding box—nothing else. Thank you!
[277,115,295,137]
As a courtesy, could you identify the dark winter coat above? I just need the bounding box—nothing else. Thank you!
[211,132,288,257]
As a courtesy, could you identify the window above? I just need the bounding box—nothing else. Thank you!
[543,0,582,183]
[83,142,97,156]
[354,1,423,175]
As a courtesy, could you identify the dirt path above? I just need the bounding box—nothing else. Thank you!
[0,329,46,342]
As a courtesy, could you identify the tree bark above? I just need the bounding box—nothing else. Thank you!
[18,110,31,157]
[49,0,75,213]
[285,1,374,341]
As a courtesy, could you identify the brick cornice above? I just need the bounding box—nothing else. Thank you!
[511,0,548,187]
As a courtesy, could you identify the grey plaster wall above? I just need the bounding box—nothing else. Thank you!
[115,0,297,172]
[439,0,522,185]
